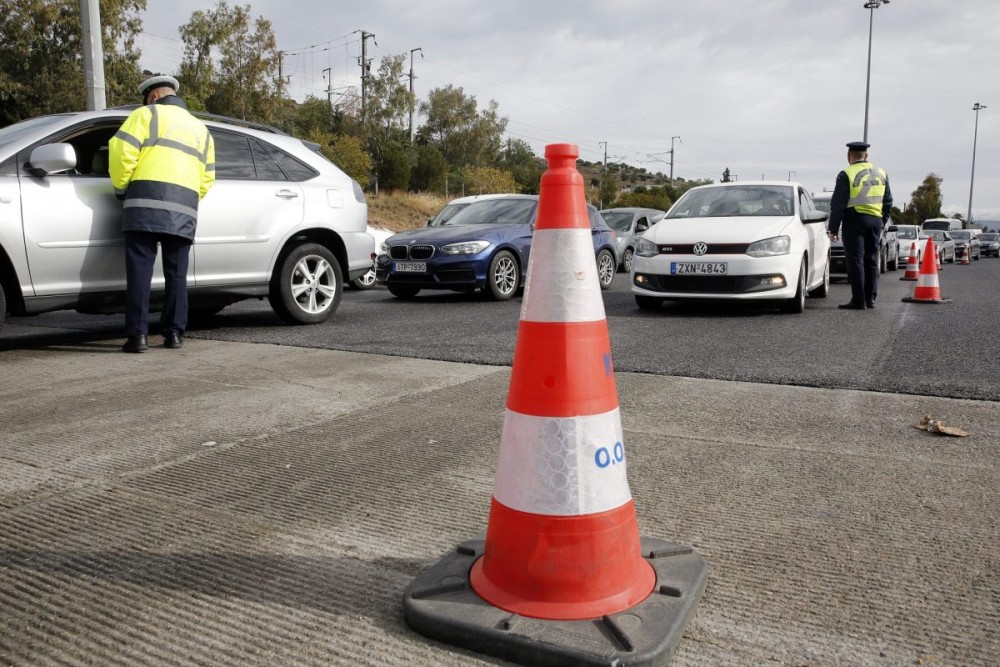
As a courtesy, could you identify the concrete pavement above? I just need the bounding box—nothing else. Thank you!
[1,336,997,666]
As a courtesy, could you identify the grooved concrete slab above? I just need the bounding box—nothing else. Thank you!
[1,340,997,666]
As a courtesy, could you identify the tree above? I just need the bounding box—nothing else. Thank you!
[376,140,412,192]
[599,170,618,208]
[461,166,518,194]
[499,138,542,194]
[304,130,371,186]
[722,168,731,183]
[364,54,415,190]
[411,143,447,193]
[418,85,508,169]
[907,173,944,224]
[618,186,673,212]
[0,0,146,126]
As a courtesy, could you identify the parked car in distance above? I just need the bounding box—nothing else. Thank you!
[426,193,507,226]
[632,182,831,314]
[922,218,962,232]
[0,108,373,332]
[600,207,666,273]
[375,195,618,300]
[949,230,981,261]
[978,232,1000,257]
[924,230,957,263]
[811,191,897,277]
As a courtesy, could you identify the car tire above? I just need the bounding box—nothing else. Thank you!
[597,249,616,291]
[485,250,519,301]
[349,266,377,290]
[622,248,634,274]
[948,250,955,263]
[635,295,662,311]
[888,249,898,271]
[387,285,421,298]
[879,248,887,274]
[268,242,343,324]
[0,280,6,334]
[780,259,806,314]
[808,259,830,298]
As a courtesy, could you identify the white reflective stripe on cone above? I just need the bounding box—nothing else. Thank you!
[917,274,939,288]
[521,228,606,324]
[493,408,632,516]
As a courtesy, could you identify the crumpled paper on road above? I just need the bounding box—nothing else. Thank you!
[916,414,969,437]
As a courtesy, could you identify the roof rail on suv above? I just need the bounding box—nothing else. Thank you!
[108,105,288,136]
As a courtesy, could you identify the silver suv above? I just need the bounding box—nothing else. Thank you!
[0,109,373,331]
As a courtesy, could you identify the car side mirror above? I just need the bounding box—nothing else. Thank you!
[27,143,77,176]
[636,222,648,233]
[801,210,828,224]
[887,225,898,232]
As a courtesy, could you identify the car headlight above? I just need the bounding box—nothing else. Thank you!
[440,240,491,255]
[746,236,791,257]
[636,238,658,258]
[380,241,390,253]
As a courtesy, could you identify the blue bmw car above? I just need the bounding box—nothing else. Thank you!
[375,195,619,300]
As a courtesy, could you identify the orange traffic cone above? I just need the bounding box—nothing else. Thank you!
[900,242,919,281]
[936,246,943,271]
[903,237,951,304]
[404,144,707,666]
[960,245,971,265]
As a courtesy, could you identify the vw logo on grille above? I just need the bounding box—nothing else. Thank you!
[693,242,708,256]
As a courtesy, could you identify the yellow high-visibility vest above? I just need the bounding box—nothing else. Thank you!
[843,161,887,217]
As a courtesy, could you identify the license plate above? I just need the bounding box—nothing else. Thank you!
[670,262,728,275]
[394,261,426,272]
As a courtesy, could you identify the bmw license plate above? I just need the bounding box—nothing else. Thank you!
[671,262,727,275]
[394,261,426,272]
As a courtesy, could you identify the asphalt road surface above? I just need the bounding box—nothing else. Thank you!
[5,255,999,401]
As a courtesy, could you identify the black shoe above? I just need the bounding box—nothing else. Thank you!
[163,331,183,349]
[838,302,867,310]
[122,335,149,353]
[866,301,876,309]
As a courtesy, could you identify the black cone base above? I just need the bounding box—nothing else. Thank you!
[403,537,708,667]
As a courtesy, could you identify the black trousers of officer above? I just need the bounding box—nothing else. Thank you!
[840,214,882,305]
[124,231,192,337]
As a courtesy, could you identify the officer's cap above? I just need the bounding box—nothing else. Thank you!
[846,141,870,152]
[137,75,179,99]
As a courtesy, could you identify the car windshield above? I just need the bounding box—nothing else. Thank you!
[980,233,999,242]
[950,231,972,240]
[428,203,469,226]
[667,185,794,218]
[601,211,635,232]
[922,221,952,231]
[445,198,536,225]
[0,115,69,150]
[926,231,946,241]
[896,227,918,239]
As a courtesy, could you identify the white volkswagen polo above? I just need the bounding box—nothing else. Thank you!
[631,181,831,313]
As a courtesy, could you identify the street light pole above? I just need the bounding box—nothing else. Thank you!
[409,47,423,143]
[966,102,987,228]
[862,0,890,144]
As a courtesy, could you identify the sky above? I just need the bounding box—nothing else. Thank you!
[134,0,1000,221]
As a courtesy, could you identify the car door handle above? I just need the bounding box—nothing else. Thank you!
[275,189,299,199]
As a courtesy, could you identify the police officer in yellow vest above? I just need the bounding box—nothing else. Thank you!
[109,75,215,352]
[827,141,893,310]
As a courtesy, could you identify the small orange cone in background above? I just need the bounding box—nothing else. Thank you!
[960,245,972,265]
[903,237,952,304]
[900,242,920,281]
[404,144,708,667]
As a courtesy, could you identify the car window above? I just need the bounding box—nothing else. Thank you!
[428,203,468,226]
[812,197,832,214]
[602,211,635,232]
[950,231,972,240]
[667,185,794,218]
[447,198,536,226]
[212,131,256,180]
[896,227,917,239]
[799,189,812,215]
[30,123,119,178]
[264,142,317,181]
[250,139,286,180]
[980,234,998,241]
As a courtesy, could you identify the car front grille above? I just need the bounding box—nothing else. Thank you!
[655,243,749,254]
[636,273,766,293]
[388,245,436,260]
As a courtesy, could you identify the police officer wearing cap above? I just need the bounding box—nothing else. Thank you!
[109,75,216,352]
[827,141,893,310]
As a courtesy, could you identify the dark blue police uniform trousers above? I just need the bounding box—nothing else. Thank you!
[124,231,192,337]
[840,214,882,304]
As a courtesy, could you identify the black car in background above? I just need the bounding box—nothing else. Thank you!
[979,232,1000,257]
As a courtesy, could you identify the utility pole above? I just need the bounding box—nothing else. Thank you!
[323,67,333,108]
[79,0,106,110]
[277,51,283,86]
[669,136,680,186]
[359,31,376,126]
[599,141,608,170]
[408,47,423,143]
